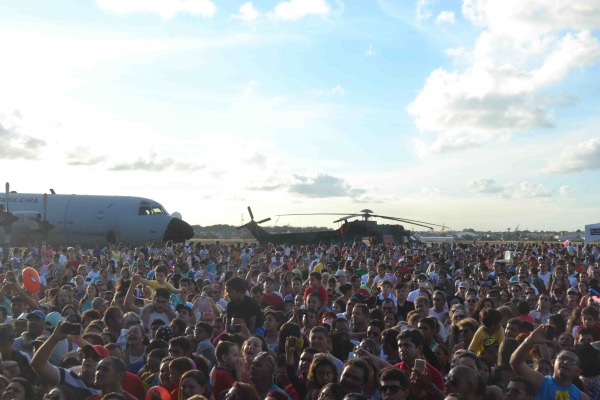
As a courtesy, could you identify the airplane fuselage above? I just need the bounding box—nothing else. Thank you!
[0,193,194,247]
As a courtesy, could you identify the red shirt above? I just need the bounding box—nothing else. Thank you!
[211,366,235,400]
[123,372,145,400]
[263,292,285,311]
[394,360,444,400]
[85,392,137,400]
[303,285,328,304]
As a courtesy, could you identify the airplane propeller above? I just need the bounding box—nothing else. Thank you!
[1,182,19,248]
[36,193,55,241]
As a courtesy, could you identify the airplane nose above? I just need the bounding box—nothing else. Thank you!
[163,218,194,243]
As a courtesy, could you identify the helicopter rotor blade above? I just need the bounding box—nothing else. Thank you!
[332,215,361,223]
[256,217,271,224]
[370,214,448,229]
[247,206,254,221]
[382,216,435,230]
[275,213,359,217]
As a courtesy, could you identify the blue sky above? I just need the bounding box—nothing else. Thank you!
[1,0,599,231]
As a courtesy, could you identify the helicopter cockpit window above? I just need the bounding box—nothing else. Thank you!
[138,205,152,216]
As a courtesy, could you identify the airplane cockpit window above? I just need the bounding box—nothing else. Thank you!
[151,206,166,215]
[139,205,152,216]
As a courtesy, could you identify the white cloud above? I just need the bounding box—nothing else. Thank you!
[331,84,345,96]
[270,0,330,21]
[408,0,600,154]
[416,0,433,21]
[436,11,455,25]
[366,44,376,57]
[96,0,216,20]
[545,137,600,173]
[469,178,552,198]
[233,2,259,22]
[469,178,503,194]
[514,181,552,198]
[560,186,571,196]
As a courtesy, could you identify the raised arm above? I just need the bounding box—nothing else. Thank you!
[123,275,142,314]
[510,324,547,391]
[6,282,40,311]
[31,321,66,385]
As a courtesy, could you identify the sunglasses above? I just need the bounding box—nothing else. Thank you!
[380,384,404,394]
[504,388,525,396]
[557,355,579,366]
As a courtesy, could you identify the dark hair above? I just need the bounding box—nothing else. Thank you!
[397,328,425,348]
[582,306,599,319]
[380,366,410,387]
[179,369,207,388]
[344,358,370,383]
[154,288,170,300]
[8,378,34,400]
[509,376,536,396]
[480,309,502,327]
[225,277,247,292]
[170,336,193,354]
[215,341,238,362]
[319,383,347,399]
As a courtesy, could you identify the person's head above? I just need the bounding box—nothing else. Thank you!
[309,326,331,353]
[169,336,193,358]
[153,288,170,313]
[379,367,410,400]
[582,306,598,329]
[80,344,110,385]
[504,376,536,400]
[3,377,33,400]
[306,292,324,313]
[179,369,208,400]
[340,358,370,393]
[242,335,269,364]
[417,316,437,343]
[226,277,250,302]
[480,308,502,331]
[224,382,260,400]
[318,383,347,400]
[169,357,195,389]
[216,341,239,369]
[94,356,126,389]
[154,265,169,283]
[307,353,338,387]
[250,351,276,385]
[396,328,424,365]
[553,348,582,382]
[444,365,478,397]
[351,303,369,329]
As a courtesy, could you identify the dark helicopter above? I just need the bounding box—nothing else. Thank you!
[237,207,447,245]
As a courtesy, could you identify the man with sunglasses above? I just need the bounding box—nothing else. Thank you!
[510,324,589,400]
[379,366,410,400]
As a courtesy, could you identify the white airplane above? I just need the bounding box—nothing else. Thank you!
[0,183,194,247]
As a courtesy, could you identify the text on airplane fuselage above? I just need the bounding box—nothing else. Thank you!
[0,197,39,203]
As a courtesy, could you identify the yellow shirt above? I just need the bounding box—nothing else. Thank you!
[468,325,504,355]
[146,280,178,295]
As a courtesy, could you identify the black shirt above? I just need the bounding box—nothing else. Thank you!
[226,296,263,328]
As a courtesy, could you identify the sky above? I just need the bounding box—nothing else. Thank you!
[0,0,599,233]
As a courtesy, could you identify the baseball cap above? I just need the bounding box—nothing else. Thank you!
[155,326,174,341]
[458,282,469,289]
[10,295,24,303]
[91,297,108,308]
[45,311,66,330]
[334,270,346,277]
[176,304,192,314]
[27,310,46,321]
[82,344,110,359]
[17,312,29,321]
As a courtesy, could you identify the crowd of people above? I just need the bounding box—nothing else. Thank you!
[0,239,598,400]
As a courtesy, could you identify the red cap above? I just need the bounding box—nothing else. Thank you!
[82,344,110,359]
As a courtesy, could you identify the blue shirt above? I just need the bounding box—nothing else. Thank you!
[535,375,582,400]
